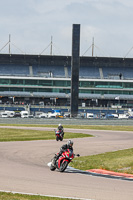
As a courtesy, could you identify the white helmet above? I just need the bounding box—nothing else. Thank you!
[67,140,73,146]
[58,124,62,126]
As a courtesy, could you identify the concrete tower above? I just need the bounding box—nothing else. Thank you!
[71,24,80,117]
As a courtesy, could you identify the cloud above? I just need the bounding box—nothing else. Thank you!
[0,0,133,57]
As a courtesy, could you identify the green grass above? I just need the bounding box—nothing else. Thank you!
[70,148,133,174]
[0,192,77,200]
[0,128,92,142]
[0,125,133,199]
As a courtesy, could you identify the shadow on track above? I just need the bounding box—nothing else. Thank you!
[63,166,133,182]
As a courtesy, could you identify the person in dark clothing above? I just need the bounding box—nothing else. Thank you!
[58,123,64,131]
[55,140,74,161]
[57,123,64,137]
[119,73,122,80]
[60,140,73,152]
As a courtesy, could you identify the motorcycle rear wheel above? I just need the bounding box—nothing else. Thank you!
[50,158,56,171]
[50,164,56,171]
[59,161,68,172]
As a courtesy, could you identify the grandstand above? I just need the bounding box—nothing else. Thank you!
[0,53,133,108]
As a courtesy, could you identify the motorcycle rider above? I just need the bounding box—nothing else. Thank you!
[54,140,73,162]
[57,123,64,137]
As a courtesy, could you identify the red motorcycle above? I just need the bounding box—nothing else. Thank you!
[54,129,64,141]
[50,149,80,172]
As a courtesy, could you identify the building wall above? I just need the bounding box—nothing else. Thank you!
[0,54,133,107]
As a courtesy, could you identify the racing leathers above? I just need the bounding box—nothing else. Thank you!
[57,125,64,137]
[55,144,73,161]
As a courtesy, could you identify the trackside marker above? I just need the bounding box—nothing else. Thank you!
[47,162,133,181]
[87,169,133,179]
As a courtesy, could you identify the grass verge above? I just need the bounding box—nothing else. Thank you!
[70,148,133,174]
[0,128,93,142]
[0,192,77,200]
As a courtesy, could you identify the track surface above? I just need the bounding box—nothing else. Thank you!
[0,127,133,200]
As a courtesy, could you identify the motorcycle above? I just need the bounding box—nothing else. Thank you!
[54,129,64,141]
[50,149,80,172]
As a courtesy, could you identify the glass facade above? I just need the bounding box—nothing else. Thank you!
[0,77,133,96]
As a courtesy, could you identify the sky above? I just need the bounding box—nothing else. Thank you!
[0,0,133,58]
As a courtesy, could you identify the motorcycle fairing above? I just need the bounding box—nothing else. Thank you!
[58,149,74,168]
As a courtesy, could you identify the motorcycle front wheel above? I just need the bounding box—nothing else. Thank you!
[56,136,59,141]
[59,160,68,172]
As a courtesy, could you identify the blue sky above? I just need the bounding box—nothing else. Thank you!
[0,0,133,57]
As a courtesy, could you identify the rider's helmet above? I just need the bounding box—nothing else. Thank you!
[67,140,73,147]
[58,124,62,126]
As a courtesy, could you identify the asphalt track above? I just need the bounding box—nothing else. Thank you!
[0,126,133,200]
[1,117,133,126]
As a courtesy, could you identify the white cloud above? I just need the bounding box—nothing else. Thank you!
[0,0,133,57]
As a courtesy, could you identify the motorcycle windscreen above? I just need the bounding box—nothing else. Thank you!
[67,149,73,158]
